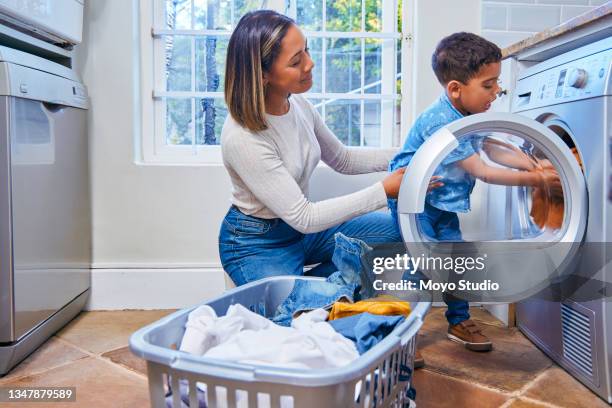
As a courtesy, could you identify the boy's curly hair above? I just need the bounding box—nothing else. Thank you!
[432,32,502,85]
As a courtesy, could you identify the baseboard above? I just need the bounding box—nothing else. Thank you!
[86,267,227,310]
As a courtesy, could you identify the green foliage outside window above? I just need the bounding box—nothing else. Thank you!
[163,0,398,147]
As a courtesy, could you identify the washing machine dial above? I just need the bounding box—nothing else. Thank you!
[567,68,588,88]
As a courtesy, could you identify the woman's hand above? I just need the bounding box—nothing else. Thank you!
[383,168,444,199]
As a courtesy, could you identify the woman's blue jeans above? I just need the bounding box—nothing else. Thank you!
[218,206,402,286]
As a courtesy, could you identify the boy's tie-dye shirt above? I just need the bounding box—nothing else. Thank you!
[389,93,482,214]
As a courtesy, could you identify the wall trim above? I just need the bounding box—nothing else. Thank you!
[86,266,227,311]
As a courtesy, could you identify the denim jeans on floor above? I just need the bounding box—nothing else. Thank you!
[417,202,470,326]
[271,233,370,326]
[218,206,402,287]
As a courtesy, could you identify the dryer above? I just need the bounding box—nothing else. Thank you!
[396,37,611,403]
[512,37,612,402]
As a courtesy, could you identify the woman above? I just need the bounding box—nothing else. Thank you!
[219,10,422,286]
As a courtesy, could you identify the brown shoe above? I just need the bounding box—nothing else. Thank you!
[447,320,493,351]
[414,350,425,369]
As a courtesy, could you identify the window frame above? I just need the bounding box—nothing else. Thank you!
[139,0,415,164]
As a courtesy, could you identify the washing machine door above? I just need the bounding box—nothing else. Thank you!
[397,112,587,301]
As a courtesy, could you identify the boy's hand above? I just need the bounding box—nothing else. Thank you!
[535,167,563,200]
[383,169,444,198]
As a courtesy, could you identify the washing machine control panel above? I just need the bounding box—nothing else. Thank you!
[513,47,611,111]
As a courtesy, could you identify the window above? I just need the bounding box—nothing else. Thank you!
[141,0,410,163]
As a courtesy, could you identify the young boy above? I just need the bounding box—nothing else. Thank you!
[389,32,557,355]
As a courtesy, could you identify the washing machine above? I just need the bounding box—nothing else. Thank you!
[396,37,611,402]
[512,37,612,402]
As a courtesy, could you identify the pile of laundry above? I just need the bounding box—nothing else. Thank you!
[166,233,415,408]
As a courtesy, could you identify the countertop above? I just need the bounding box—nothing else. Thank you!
[502,2,612,59]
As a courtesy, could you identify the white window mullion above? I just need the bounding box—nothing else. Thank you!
[154,91,225,98]
[379,0,395,148]
[360,37,365,147]
[321,0,327,123]
[400,0,415,143]
[191,36,196,150]
[285,0,297,18]
[154,30,400,39]
[153,0,168,154]
[190,0,195,29]
[153,28,232,36]
[360,0,365,146]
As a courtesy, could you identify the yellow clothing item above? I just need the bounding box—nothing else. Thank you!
[329,297,411,321]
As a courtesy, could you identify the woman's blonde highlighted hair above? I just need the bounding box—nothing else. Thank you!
[225,10,294,132]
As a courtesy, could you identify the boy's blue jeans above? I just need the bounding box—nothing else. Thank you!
[218,206,402,286]
[417,202,470,326]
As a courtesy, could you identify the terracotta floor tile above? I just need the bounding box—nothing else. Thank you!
[416,310,551,392]
[56,310,175,354]
[2,357,149,408]
[522,366,609,408]
[0,338,88,385]
[412,368,510,408]
[422,307,512,332]
[506,398,553,407]
[102,346,147,376]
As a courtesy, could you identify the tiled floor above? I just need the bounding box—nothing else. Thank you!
[0,307,608,408]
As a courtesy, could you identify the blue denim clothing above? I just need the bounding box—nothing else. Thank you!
[218,206,402,287]
[329,312,405,354]
[418,202,470,325]
[271,233,383,326]
[388,93,481,214]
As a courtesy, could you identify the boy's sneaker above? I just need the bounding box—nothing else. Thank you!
[447,320,493,351]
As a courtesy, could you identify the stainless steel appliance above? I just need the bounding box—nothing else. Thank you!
[396,36,611,402]
[0,0,84,46]
[512,37,612,402]
[0,45,89,375]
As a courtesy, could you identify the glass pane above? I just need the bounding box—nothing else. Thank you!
[307,98,324,117]
[165,36,192,92]
[307,38,322,93]
[363,100,381,147]
[365,0,383,32]
[166,98,193,145]
[165,0,192,29]
[364,39,382,94]
[326,38,361,93]
[195,36,229,92]
[296,0,322,31]
[326,0,362,32]
[233,0,263,25]
[193,0,232,30]
[421,132,579,242]
[325,99,361,146]
[196,98,227,145]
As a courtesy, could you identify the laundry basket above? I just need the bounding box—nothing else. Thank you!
[130,276,430,408]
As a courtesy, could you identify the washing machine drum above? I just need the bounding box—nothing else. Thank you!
[396,112,587,303]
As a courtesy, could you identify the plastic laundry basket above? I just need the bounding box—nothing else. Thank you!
[130,276,431,408]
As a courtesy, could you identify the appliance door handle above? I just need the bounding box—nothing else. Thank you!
[42,101,66,112]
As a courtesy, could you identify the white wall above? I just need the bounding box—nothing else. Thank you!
[74,0,227,309]
[74,0,483,309]
[481,0,603,48]
[411,0,482,119]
